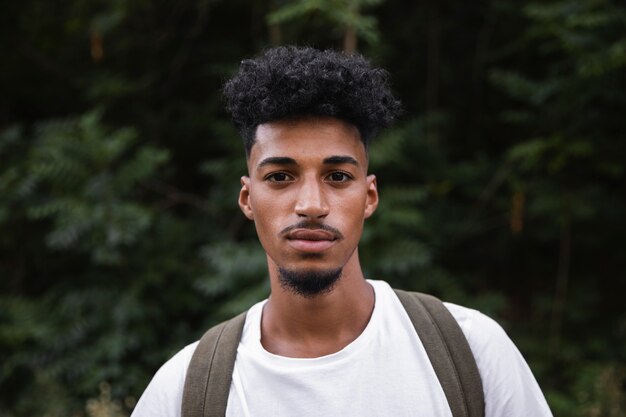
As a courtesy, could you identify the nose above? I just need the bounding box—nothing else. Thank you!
[294,177,329,219]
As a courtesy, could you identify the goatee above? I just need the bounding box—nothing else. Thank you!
[278,267,343,298]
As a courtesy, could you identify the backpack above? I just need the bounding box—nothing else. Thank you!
[181,289,485,417]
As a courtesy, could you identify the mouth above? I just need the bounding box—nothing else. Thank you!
[285,229,338,253]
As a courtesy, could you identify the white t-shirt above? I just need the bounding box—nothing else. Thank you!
[132,280,552,417]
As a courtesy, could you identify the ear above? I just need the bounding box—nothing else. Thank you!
[364,175,379,219]
[238,176,254,220]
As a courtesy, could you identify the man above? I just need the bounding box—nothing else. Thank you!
[132,46,552,417]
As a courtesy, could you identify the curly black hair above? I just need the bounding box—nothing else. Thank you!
[223,46,402,154]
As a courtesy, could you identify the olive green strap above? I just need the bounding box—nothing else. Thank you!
[394,289,485,417]
[181,311,246,417]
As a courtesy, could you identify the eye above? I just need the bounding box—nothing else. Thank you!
[265,172,294,182]
[326,171,352,183]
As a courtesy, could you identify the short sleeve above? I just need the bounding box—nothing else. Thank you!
[131,342,198,417]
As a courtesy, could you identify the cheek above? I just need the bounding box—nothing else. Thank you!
[347,186,369,211]
[249,192,286,237]
[331,189,369,225]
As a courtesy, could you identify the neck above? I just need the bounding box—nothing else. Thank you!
[260,251,375,358]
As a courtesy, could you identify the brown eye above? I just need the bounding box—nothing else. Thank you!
[327,172,351,182]
[267,172,293,182]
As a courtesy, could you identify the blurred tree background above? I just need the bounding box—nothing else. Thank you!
[1,0,625,415]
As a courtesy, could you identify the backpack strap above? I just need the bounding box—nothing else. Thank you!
[181,311,247,417]
[393,289,485,417]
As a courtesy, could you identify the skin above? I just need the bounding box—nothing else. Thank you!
[238,116,379,358]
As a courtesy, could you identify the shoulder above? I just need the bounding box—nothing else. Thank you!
[442,302,553,417]
[442,302,509,354]
[441,301,530,376]
[131,303,264,417]
[131,342,198,417]
[378,282,552,417]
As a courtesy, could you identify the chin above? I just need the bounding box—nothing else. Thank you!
[277,266,343,298]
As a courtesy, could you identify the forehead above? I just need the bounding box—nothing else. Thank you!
[248,117,367,168]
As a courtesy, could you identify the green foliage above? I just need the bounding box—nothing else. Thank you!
[18,111,168,264]
[486,1,626,415]
[86,382,131,417]
[268,0,383,46]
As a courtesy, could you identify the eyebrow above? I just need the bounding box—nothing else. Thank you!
[257,156,297,169]
[323,155,359,166]
[256,155,359,169]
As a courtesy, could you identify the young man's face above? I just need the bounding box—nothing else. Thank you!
[239,117,378,294]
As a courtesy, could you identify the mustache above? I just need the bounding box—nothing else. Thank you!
[279,221,344,240]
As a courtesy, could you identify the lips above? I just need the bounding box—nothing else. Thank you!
[286,228,338,253]
[287,229,336,241]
